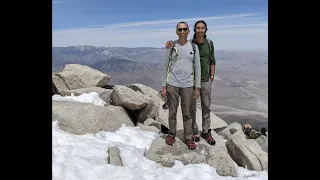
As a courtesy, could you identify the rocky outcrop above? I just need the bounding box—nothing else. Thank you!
[52,63,268,176]
[146,131,238,177]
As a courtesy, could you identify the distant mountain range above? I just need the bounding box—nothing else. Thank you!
[52,45,165,71]
[52,45,268,129]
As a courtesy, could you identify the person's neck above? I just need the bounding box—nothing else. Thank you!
[178,38,188,45]
[195,36,205,43]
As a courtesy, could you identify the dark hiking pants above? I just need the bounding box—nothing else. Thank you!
[166,84,194,141]
[191,81,212,133]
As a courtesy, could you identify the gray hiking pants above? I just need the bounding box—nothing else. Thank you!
[166,84,194,141]
[191,81,212,133]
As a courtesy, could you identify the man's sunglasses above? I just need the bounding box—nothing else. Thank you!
[177,28,188,32]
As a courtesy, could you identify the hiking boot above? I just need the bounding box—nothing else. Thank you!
[165,135,175,146]
[185,140,196,150]
[192,132,200,142]
[200,129,216,145]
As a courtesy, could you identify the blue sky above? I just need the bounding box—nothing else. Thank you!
[52,0,268,50]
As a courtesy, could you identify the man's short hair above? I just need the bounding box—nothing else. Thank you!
[176,21,189,29]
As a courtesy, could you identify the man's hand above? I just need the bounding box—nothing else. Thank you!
[193,88,200,99]
[161,87,167,97]
[165,40,174,49]
[210,75,214,82]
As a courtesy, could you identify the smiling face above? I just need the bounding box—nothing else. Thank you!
[176,22,189,38]
[195,22,207,38]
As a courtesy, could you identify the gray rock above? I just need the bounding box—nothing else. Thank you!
[137,123,161,134]
[146,130,237,177]
[52,101,134,135]
[111,85,148,110]
[127,83,160,123]
[219,122,243,140]
[52,73,69,92]
[256,135,268,153]
[143,118,162,130]
[63,64,111,88]
[108,147,123,166]
[226,131,268,171]
[56,71,87,90]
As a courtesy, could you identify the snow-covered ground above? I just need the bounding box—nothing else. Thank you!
[52,93,268,180]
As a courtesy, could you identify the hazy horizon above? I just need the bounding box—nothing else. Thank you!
[52,44,268,51]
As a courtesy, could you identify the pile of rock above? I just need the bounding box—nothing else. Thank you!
[52,64,268,177]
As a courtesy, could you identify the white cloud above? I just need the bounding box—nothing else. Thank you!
[53,0,71,4]
[52,13,268,50]
[94,13,259,28]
